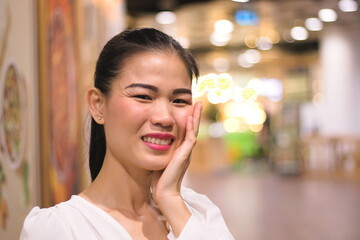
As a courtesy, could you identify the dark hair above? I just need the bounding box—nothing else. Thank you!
[89,28,199,181]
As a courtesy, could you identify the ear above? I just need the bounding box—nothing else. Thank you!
[88,87,105,125]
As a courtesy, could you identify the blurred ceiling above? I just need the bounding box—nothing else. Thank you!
[127,0,213,14]
[126,0,360,57]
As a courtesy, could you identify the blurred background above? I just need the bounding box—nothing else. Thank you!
[0,0,360,239]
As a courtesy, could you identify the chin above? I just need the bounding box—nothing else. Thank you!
[144,159,170,171]
[141,151,173,171]
[148,163,169,171]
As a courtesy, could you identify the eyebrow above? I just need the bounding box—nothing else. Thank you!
[173,88,192,95]
[125,83,192,95]
[125,83,158,92]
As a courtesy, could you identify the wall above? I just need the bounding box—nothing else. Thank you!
[0,0,39,239]
[0,0,126,238]
[320,20,360,136]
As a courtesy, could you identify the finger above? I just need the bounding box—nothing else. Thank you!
[163,115,196,175]
[179,115,195,151]
[192,102,203,136]
[153,116,195,197]
[172,115,195,164]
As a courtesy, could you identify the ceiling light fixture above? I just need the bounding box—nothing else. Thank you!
[305,18,323,31]
[210,32,232,46]
[214,20,234,34]
[266,31,280,44]
[257,37,273,50]
[245,35,258,48]
[243,49,262,64]
[318,9,337,22]
[235,10,258,25]
[155,11,176,24]
[338,0,358,12]
[290,26,309,41]
[282,30,295,43]
[237,54,253,68]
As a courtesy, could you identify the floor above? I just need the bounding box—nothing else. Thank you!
[184,167,360,240]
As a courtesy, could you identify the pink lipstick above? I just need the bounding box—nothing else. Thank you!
[142,133,175,151]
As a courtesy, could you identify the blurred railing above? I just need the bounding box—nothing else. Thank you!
[300,135,360,176]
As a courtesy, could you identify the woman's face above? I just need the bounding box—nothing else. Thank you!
[102,51,193,171]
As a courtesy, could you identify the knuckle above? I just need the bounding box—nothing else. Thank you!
[190,137,197,146]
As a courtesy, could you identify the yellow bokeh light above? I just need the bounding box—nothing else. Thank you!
[266,30,280,44]
[194,73,262,104]
[245,34,258,48]
[196,74,217,93]
[242,87,257,102]
[217,73,233,90]
[207,88,231,104]
[223,118,241,133]
[243,108,267,125]
[238,122,249,132]
[207,93,221,104]
[247,78,263,94]
[224,102,245,118]
[249,124,264,133]
[231,86,243,103]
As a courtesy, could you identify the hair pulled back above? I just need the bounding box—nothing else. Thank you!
[89,28,199,181]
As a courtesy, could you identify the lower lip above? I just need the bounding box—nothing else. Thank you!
[143,141,171,151]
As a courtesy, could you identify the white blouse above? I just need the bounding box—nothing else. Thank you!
[20,187,234,240]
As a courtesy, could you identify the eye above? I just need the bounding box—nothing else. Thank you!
[173,99,191,105]
[134,95,152,100]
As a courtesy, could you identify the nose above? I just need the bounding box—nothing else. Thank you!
[149,101,175,130]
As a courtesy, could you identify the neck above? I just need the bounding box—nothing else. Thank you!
[81,155,153,213]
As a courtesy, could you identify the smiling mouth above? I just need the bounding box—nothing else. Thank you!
[142,136,174,146]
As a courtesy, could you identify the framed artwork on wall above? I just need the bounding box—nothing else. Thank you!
[38,0,82,207]
[0,1,35,237]
[0,62,27,171]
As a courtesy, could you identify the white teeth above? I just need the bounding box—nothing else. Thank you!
[143,137,172,145]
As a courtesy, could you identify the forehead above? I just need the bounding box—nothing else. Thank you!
[115,51,192,88]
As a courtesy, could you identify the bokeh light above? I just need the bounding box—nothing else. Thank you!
[338,0,358,12]
[210,32,232,46]
[155,11,176,24]
[257,37,273,50]
[305,18,323,31]
[214,20,234,34]
[318,8,337,22]
[244,35,258,48]
[290,26,309,41]
[223,118,241,133]
[208,122,226,138]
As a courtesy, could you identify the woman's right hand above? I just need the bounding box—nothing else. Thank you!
[150,101,202,236]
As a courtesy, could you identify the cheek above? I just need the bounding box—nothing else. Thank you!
[174,107,193,133]
[105,99,146,130]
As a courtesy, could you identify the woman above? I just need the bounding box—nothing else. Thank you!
[21,28,234,239]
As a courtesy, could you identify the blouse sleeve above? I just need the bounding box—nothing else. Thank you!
[20,207,73,240]
[167,187,235,240]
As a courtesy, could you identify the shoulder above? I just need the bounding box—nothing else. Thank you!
[181,187,213,201]
[181,187,219,210]
[20,198,76,239]
[180,187,222,218]
[176,187,235,239]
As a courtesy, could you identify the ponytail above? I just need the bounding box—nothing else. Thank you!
[89,118,106,181]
